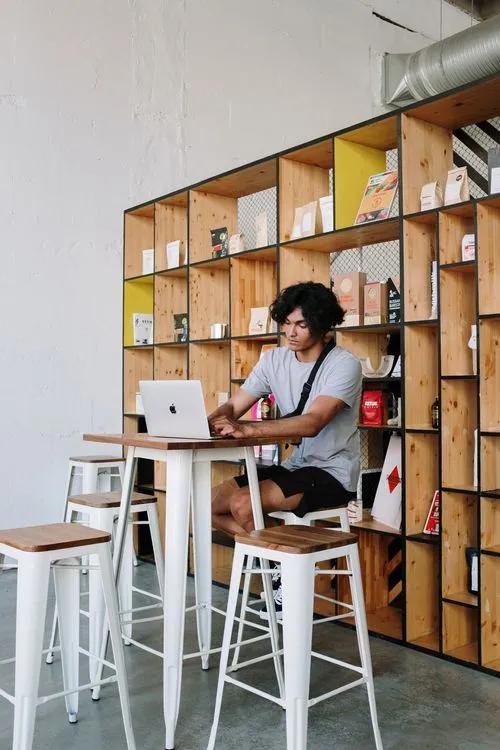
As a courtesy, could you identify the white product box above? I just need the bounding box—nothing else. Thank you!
[319,195,333,233]
[166,240,181,268]
[142,249,154,275]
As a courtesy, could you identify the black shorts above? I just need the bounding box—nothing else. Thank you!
[233,465,356,518]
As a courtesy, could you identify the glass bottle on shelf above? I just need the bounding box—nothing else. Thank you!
[261,395,272,420]
[431,397,439,429]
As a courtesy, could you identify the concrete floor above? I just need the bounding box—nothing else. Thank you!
[1,563,500,750]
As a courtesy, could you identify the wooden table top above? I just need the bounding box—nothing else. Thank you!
[83,432,296,451]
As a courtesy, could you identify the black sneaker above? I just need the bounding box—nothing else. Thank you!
[260,562,281,599]
[259,581,283,622]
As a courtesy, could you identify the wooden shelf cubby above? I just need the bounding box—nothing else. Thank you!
[442,491,478,607]
[438,203,474,265]
[441,379,478,490]
[230,251,277,337]
[337,529,402,640]
[190,158,277,263]
[154,271,188,344]
[189,341,230,414]
[189,263,230,341]
[405,432,439,535]
[440,265,477,376]
[404,324,438,430]
[481,497,500,555]
[121,75,500,675]
[403,215,437,322]
[124,347,153,414]
[480,318,500,432]
[481,555,500,672]
[406,540,440,651]
[123,276,154,347]
[480,435,500,495]
[124,203,155,280]
[335,115,399,230]
[443,601,478,664]
[279,139,332,243]
[477,198,500,316]
[154,192,188,272]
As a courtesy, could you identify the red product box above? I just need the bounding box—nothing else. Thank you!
[360,390,386,426]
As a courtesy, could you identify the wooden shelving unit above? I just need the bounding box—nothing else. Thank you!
[121,74,500,674]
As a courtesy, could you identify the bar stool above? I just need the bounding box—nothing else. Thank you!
[46,492,164,683]
[231,507,350,667]
[209,524,383,750]
[66,455,125,496]
[0,523,136,750]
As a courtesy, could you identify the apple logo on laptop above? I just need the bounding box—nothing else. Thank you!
[169,403,177,414]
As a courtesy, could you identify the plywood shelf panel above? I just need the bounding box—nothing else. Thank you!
[481,497,500,554]
[279,153,331,243]
[189,342,230,414]
[439,209,474,265]
[155,197,188,272]
[189,265,230,341]
[196,158,277,199]
[403,218,436,322]
[405,432,439,535]
[125,207,155,279]
[230,256,277,337]
[406,541,439,647]
[123,348,154,414]
[480,319,500,432]
[189,190,238,263]
[278,246,330,289]
[337,529,402,640]
[231,339,269,381]
[440,267,477,376]
[443,601,478,663]
[481,555,500,669]
[408,75,500,130]
[478,203,500,315]
[154,274,188,344]
[401,114,453,216]
[280,217,399,254]
[481,436,500,493]
[442,492,478,603]
[154,346,187,382]
[405,325,438,430]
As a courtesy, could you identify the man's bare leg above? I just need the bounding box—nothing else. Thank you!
[212,479,247,537]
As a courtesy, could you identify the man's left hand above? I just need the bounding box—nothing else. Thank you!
[211,415,255,438]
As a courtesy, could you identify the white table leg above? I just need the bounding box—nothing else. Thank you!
[92,446,136,700]
[164,449,193,750]
[191,459,212,670]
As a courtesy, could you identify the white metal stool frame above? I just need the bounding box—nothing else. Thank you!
[208,534,383,750]
[231,507,351,669]
[46,495,164,686]
[0,529,136,750]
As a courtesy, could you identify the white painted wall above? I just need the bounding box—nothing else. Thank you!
[0,0,471,527]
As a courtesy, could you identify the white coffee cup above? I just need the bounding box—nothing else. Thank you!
[210,322,227,339]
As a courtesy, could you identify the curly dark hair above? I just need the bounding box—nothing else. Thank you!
[269,282,345,335]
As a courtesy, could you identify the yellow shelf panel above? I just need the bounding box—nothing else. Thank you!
[334,139,387,229]
[123,277,154,347]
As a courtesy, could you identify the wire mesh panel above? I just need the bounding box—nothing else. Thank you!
[238,187,277,248]
[330,240,400,282]
[453,116,500,199]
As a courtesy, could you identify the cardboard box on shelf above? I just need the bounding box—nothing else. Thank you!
[364,282,388,325]
[333,271,366,327]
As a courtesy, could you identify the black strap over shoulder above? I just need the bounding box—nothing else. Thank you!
[282,337,336,419]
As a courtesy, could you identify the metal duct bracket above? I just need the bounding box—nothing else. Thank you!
[384,13,500,105]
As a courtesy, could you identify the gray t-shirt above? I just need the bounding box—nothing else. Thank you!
[242,345,362,492]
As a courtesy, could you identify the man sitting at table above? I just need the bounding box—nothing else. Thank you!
[209,281,361,551]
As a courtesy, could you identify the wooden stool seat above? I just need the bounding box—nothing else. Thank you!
[69,455,125,464]
[235,524,357,555]
[0,523,111,553]
[68,491,157,509]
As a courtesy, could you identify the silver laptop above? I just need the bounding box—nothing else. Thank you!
[140,380,217,439]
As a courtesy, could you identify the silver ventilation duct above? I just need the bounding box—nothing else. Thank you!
[385,13,500,105]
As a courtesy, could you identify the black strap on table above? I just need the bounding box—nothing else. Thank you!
[282,337,336,419]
